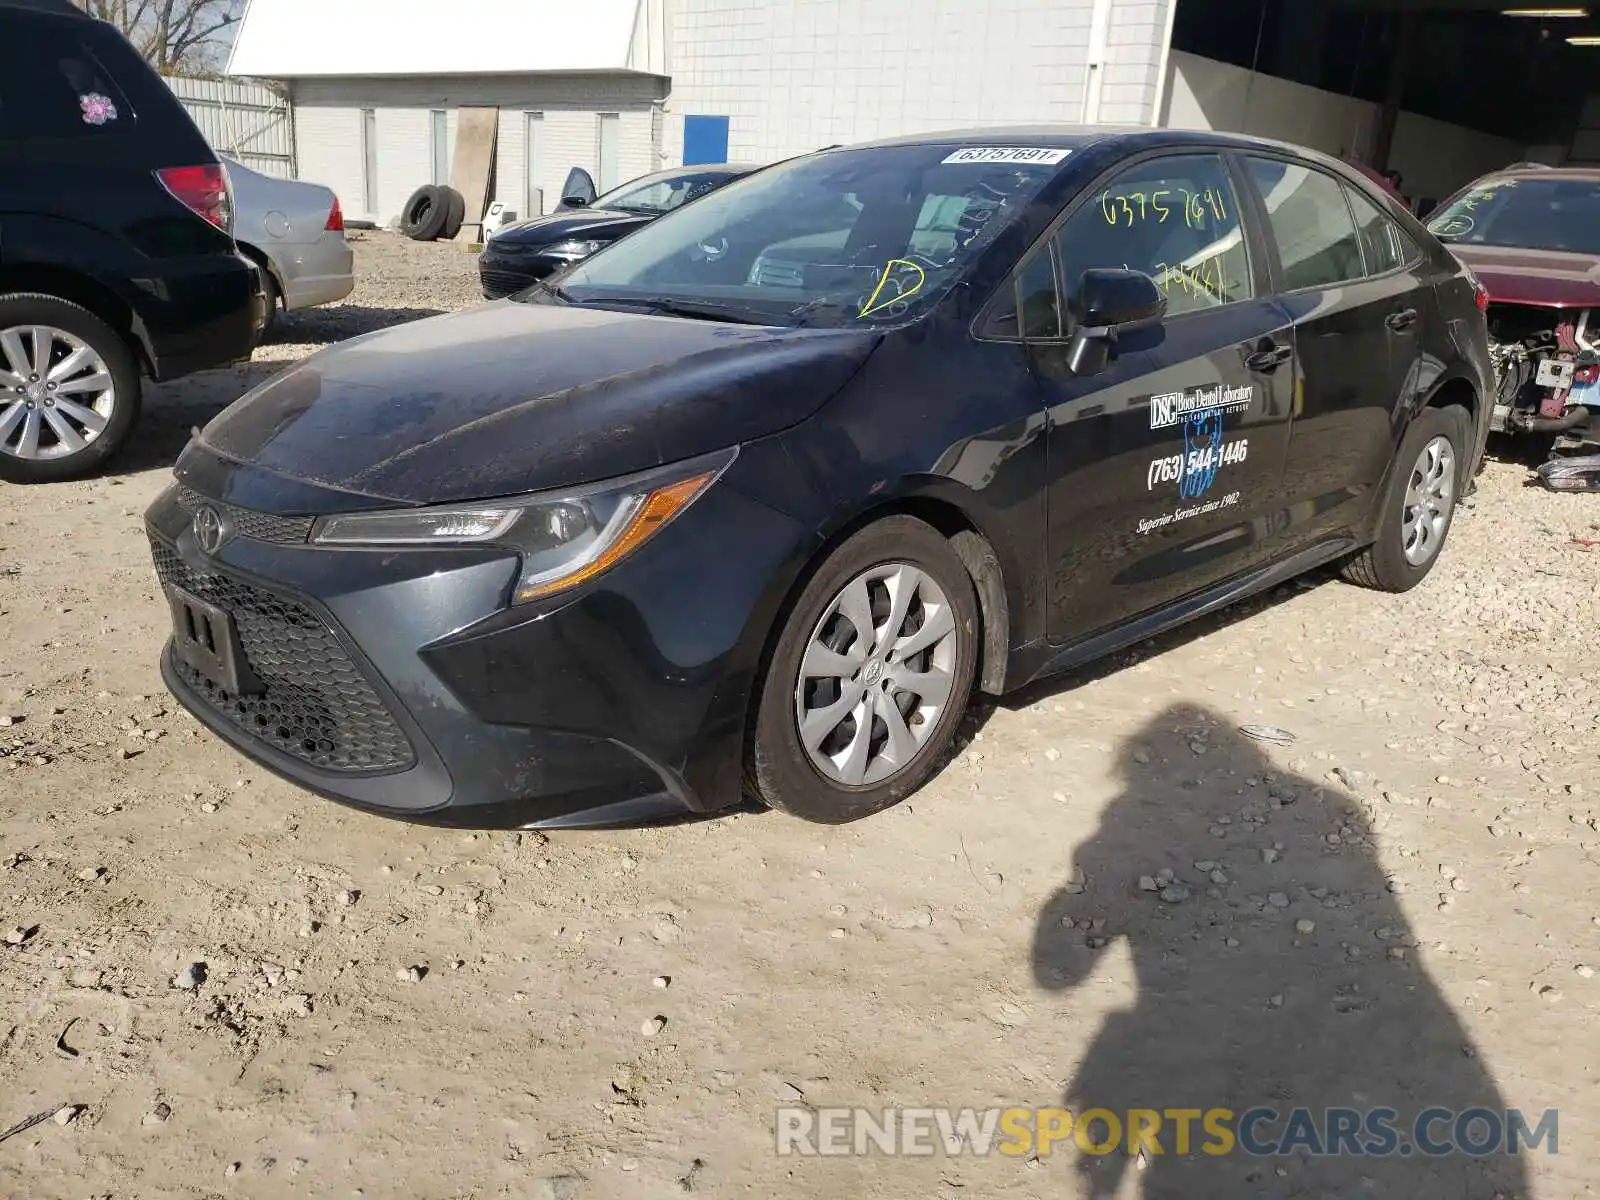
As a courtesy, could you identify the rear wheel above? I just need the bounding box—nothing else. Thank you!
[1341,405,1468,592]
[0,294,141,483]
[747,516,979,823]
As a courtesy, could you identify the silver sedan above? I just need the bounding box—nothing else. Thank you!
[225,157,354,339]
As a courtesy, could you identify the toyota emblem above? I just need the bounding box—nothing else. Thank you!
[193,504,229,555]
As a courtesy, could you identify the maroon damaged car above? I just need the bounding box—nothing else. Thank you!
[1427,166,1600,464]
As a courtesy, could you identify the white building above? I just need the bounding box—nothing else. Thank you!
[228,0,1550,227]
[227,0,1176,226]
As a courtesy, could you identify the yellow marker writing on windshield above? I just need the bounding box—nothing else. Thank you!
[860,259,926,317]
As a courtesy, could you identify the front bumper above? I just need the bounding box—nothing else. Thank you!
[144,466,809,828]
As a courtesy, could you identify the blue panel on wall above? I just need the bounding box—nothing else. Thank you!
[683,115,731,165]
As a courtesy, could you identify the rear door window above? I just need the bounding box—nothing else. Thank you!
[0,17,133,140]
[1243,158,1365,291]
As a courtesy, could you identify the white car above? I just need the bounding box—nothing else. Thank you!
[224,157,355,340]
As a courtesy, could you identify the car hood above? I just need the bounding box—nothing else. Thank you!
[1449,244,1600,308]
[490,208,649,248]
[194,301,881,506]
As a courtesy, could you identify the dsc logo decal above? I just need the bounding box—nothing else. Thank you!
[1146,409,1248,497]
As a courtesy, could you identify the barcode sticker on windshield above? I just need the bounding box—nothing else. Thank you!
[942,147,1071,166]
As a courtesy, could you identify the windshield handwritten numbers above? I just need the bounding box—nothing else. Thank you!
[859,259,926,318]
[1101,187,1227,230]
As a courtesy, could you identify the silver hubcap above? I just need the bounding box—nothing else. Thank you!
[1402,434,1455,566]
[795,563,958,787]
[0,325,115,461]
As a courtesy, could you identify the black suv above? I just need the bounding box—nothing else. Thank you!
[0,0,262,483]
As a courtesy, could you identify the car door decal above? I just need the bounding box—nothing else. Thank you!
[1137,382,1257,534]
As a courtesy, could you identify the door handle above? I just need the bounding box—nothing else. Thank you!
[1386,308,1419,332]
[1244,343,1293,372]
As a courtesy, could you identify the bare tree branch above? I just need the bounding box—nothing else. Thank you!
[71,0,240,75]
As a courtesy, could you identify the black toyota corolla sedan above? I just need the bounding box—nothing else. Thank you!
[147,127,1493,829]
[478,163,755,299]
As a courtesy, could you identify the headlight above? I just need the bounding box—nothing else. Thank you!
[309,450,735,602]
[547,238,605,258]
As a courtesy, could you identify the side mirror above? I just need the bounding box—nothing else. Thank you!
[559,166,597,210]
[1065,268,1166,375]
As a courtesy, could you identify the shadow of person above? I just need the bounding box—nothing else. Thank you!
[1033,703,1530,1199]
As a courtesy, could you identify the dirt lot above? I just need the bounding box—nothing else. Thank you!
[1,233,1597,1199]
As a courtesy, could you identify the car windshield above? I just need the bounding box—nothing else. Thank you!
[545,144,1067,328]
[594,170,736,216]
[1428,176,1600,256]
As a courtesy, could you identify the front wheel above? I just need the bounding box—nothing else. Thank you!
[1341,405,1469,592]
[747,516,980,823]
[0,294,142,484]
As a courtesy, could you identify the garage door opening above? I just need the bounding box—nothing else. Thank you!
[1164,0,1600,210]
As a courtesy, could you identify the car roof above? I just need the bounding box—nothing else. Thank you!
[1482,165,1600,184]
[826,124,1360,169]
[630,163,756,183]
[0,0,88,15]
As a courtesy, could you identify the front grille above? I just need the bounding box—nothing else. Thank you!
[151,540,414,773]
[481,267,538,298]
[175,486,314,546]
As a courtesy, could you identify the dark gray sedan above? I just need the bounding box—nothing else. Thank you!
[478,163,754,298]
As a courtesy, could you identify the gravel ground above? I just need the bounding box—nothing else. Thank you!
[1,232,1597,1199]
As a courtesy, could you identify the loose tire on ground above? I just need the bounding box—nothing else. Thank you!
[0,293,142,484]
[1341,404,1471,593]
[400,185,449,241]
[439,187,466,240]
[747,515,980,823]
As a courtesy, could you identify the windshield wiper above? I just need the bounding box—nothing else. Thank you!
[788,297,866,327]
[578,296,773,325]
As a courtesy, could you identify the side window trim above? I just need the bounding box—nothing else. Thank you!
[973,148,1255,343]
[979,237,1065,344]
[1343,182,1427,276]
[1336,179,1373,278]
[1220,150,1275,302]
[1042,237,1065,341]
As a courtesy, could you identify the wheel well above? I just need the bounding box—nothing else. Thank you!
[235,242,282,305]
[0,264,146,374]
[896,498,1010,696]
[1424,377,1481,481]
[765,497,1012,701]
[1426,377,1477,422]
[733,496,1012,803]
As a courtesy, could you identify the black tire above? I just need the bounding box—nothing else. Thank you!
[0,293,141,484]
[1341,404,1470,592]
[400,185,449,240]
[747,516,980,823]
[439,187,466,239]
